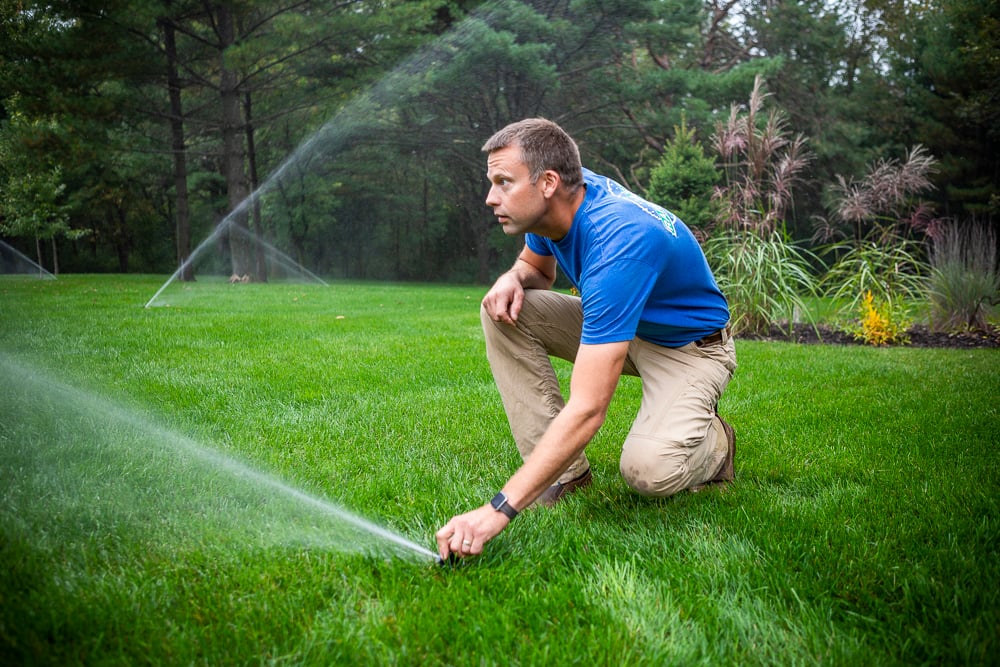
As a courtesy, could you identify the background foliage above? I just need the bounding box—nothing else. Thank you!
[0,0,1000,331]
[0,0,996,286]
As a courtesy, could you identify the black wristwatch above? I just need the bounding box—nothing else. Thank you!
[490,491,519,520]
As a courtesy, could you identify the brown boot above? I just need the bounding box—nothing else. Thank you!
[692,414,735,492]
[711,414,736,484]
[533,468,592,507]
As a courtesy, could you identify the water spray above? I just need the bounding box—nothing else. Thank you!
[1,353,438,564]
[0,239,56,279]
[144,2,510,309]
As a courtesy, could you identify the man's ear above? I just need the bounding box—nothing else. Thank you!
[539,170,561,198]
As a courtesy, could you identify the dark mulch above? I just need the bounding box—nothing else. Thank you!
[740,323,1000,349]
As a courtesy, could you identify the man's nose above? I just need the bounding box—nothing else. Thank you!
[485,185,499,207]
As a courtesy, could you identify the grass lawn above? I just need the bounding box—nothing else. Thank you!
[1,274,997,666]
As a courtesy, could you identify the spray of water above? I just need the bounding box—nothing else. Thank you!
[144,219,328,308]
[145,3,508,308]
[0,239,56,279]
[0,352,438,563]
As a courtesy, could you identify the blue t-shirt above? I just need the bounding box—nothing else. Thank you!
[525,168,729,347]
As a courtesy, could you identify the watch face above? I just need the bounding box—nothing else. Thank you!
[491,492,507,510]
[491,492,517,519]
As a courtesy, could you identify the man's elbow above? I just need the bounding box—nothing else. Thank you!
[568,398,610,434]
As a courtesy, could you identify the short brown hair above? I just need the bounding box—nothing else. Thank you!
[482,118,583,192]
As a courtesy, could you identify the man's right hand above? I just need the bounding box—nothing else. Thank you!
[482,271,525,325]
[482,247,557,324]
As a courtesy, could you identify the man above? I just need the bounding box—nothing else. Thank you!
[436,118,736,561]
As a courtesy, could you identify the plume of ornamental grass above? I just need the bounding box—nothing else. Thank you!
[816,145,941,245]
[711,74,811,236]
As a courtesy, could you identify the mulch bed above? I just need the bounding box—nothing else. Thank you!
[740,323,1000,349]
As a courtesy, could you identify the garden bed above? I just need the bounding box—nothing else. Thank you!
[743,323,1000,348]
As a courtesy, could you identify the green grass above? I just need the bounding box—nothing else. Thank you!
[1,275,997,666]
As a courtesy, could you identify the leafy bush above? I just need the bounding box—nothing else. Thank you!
[852,290,911,346]
[927,221,1000,332]
[703,228,821,336]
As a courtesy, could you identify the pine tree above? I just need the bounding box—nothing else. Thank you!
[646,117,720,232]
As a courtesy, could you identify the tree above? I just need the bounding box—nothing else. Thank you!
[0,0,453,277]
[580,0,778,191]
[157,1,197,280]
[744,0,873,235]
[646,117,720,232]
[377,0,566,282]
[0,0,170,272]
[839,0,999,223]
[0,163,76,274]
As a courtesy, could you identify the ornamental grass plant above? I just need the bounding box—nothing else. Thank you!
[701,75,818,337]
[1,275,997,666]
[702,228,820,336]
[927,221,1000,332]
[816,145,940,324]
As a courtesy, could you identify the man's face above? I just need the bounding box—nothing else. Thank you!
[485,145,548,236]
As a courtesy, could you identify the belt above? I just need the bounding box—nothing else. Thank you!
[694,325,732,347]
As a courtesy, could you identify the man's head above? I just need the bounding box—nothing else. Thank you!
[481,118,583,193]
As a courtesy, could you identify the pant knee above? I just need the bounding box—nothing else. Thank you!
[619,439,689,498]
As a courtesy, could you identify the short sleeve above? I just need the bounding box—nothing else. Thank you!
[525,233,552,256]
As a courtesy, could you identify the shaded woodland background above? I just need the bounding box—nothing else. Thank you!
[1,0,997,285]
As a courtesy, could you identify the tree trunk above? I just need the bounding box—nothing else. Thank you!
[244,90,267,282]
[160,14,194,281]
[217,5,251,279]
[49,237,59,275]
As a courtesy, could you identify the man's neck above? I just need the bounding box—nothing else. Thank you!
[539,185,586,241]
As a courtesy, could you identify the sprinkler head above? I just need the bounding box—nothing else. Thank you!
[437,553,460,567]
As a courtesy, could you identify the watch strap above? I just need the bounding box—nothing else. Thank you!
[490,491,518,520]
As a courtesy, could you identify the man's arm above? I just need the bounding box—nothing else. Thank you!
[435,340,629,560]
[500,340,627,505]
[481,246,557,325]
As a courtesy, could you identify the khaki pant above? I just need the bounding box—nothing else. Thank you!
[482,289,737,497]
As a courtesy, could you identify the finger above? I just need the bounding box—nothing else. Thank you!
[435,525,455,561]
[485,295,514,324]
[483,296,506,323]
[452,533,472,558]
[466,537,483,556]
[507,289,523,323]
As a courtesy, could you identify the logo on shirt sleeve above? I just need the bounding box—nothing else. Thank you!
[603,177,678,237]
